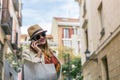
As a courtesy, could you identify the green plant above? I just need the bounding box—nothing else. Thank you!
[62,57,83,80]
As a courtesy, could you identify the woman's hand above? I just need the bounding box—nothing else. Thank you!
[31,41,42,53]
[31,41,42,58]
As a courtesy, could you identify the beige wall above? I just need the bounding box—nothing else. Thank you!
[77,0,120,80]
[87,0,120,52]
[58,26,63,46]
[79,0,120,64]
[83,32,120,80]
[51,19,59,46]
[99,32,120,80]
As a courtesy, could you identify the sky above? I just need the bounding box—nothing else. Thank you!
[21,0,79,35]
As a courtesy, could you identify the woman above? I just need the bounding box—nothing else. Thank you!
[22,24,61,79]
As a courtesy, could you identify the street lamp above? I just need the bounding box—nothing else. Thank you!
[85,49,90,60]
[85,49,98,62]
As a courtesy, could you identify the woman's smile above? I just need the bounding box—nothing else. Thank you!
[40,38,45,42]
[38,37,46,45]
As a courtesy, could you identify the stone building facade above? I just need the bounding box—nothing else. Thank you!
[0,0,22,79]
[76,0,120,80]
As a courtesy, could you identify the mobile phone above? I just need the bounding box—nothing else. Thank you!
[31,40,35,43]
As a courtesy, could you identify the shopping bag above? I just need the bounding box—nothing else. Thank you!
[23,59,57,80]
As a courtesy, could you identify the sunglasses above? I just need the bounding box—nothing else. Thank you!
[32,32,46,41]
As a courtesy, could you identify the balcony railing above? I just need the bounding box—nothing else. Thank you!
[1,9,12,35]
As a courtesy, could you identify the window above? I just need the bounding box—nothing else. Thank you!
[16,33,18,44]
[85,29,89,49]
[25,37,27,41]
[101,56,109,80]
[78,41,80,53]
[63,28,69,38]
[83,0,87,17]
[98,2,105,38]
[83,21,89,54]
[0,42,3,61]
[73,28,78,35]
[63,40,71,48]
[0,0,2,8]
[0,42,2,52]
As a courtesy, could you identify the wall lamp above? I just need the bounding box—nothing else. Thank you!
[85,49,98,62]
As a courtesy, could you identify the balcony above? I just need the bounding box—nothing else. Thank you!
[11,43,18,50]
[12,33,18,50]
[1,9,12,35]
[13,0,19,11]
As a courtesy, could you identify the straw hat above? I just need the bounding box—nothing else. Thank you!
[27,24,47,40]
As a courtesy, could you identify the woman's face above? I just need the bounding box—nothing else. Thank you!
[32,32,47,45]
